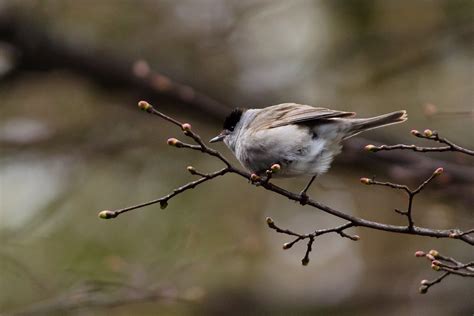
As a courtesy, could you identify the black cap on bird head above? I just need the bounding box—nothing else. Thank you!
[209,108,244,143]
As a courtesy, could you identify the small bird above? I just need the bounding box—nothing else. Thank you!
[210,103,407,198]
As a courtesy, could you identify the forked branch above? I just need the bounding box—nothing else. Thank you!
[359,167,443,230]
[415,250,474,294]
[98,100,474,293]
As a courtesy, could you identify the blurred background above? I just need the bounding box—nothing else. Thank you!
[0,0,473,315]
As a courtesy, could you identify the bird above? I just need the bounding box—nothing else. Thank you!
[210,103,407,198]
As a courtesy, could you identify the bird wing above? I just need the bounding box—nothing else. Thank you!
[255,103,355,129]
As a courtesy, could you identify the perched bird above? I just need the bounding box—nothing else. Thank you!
[210,103,407,198]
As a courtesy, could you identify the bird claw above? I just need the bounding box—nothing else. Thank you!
[299,191,309,205]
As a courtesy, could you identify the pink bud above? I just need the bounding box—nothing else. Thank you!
[181,123,192,132]
[138,100,152,112]
[250,173,260,182]
[167,138,178,146]
[414,251,426,257]
[433,168,443,176]
[270,164,281,173]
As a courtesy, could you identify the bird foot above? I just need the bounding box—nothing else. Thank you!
[299,191,309,205]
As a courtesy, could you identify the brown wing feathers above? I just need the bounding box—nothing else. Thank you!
[266,103,355,129]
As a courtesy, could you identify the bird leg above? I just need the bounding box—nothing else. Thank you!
[299,175,316,205]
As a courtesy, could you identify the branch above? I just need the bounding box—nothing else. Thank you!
[0,11,230,120]
[359,167,443,230]
[364,127,474,292]
[98,102,474,249]
[99,167,229,219]
[365,129,474,156]
[98,100,473,293]
[415,250,474,294]
[265,218,358,266]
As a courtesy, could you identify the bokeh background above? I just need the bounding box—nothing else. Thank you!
[1,1,473,315]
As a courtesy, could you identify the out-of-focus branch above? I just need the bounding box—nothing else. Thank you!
[1,11,472,199]
[8,280,197,316]
[0,11,229,120]
[363,128,474,292]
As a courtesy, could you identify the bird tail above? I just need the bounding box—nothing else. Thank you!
[344,110,407,139]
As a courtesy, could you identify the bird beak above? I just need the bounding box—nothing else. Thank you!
[209,131,227,143]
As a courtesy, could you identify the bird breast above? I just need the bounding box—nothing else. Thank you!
[235,124,342,177]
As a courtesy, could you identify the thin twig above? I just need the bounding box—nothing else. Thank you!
[360,168,442,230]
[365,129,474,155]
[99,168,229,219]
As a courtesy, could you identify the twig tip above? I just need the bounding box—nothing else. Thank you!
[160,201,168,210]
[167,138,182,147]
[98,210,116,219]
[415,250,426,257]
[270,163,281,173]
[266,217,274,226]
[364,144,377,152]
[301,257,310,266]
[282,242,292,250]
[181,123,192,132]
[419,285,428,294]
[250,173,261,182]
[433,167,443,176]
[138,100,153,112]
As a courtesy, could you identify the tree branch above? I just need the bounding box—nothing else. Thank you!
[365,129,474,156]
[265,218,358,266]
[98,100,473,293]
[359,167,442,230]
